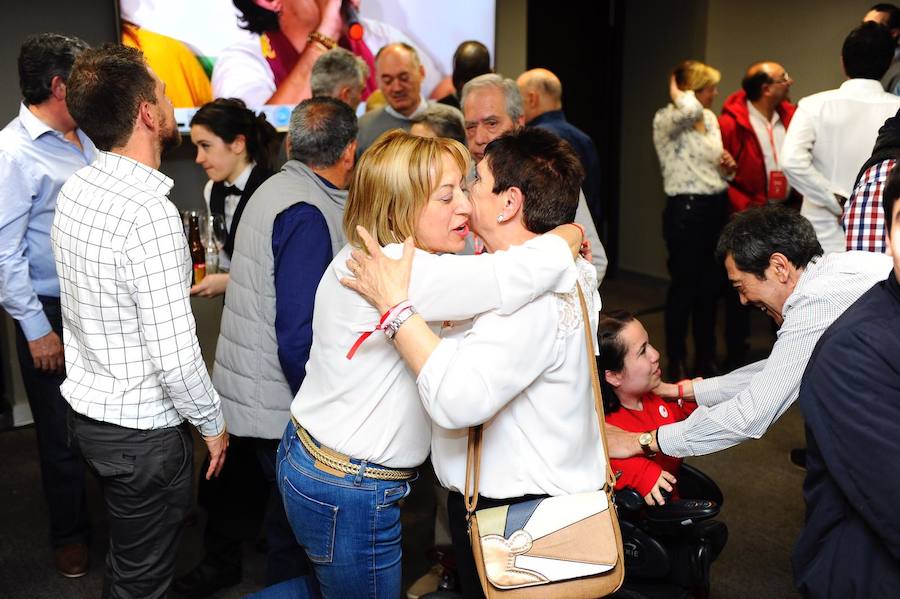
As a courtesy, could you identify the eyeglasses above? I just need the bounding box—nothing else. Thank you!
[771,72,792,85]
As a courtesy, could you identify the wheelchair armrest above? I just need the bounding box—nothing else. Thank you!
[613,487,646,512]
[677,463,724,506]
[645,498,720,525]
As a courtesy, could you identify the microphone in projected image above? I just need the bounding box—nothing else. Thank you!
[342,0,364,41]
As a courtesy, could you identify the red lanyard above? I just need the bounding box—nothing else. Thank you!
[764,121,779,169]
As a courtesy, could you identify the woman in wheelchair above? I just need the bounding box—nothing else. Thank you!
[598,311,727,598]
[597,310,698,505]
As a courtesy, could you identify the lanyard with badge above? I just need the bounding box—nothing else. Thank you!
[765,122,789,201]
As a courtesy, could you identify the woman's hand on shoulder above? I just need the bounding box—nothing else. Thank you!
[190,273,229,298]
[340,225,415,314]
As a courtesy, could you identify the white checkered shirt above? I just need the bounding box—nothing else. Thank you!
[51,151,224,436]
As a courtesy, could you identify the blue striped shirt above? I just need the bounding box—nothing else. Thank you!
[0,104,95,339]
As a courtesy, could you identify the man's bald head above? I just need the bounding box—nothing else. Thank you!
[741,61,792,104]
[374,43,425,117]
[516,68,563,123]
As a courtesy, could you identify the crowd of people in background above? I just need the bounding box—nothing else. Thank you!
[1,3,899,599]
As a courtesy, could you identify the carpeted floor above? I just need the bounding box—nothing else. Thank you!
[0,271,805,598]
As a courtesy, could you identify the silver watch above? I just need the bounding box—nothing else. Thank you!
[384,306,417,341]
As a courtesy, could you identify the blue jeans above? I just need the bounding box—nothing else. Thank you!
[250,422,413,598]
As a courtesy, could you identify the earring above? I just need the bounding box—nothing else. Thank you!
[496,214,504,223]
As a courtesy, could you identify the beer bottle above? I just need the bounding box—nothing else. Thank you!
[188,213,206,284]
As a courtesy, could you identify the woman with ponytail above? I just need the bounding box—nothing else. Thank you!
[598,310,699,506]
[189,97,279,297]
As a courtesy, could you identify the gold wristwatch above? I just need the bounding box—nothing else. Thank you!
[639,431,657,458]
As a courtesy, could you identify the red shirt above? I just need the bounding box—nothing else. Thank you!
[605,392,697,497]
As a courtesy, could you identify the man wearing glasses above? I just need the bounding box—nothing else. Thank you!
[718,61,797,371]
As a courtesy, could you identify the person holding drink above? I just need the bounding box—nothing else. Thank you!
[189,97,279,297]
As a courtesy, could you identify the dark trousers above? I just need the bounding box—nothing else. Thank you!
[70,411,192,599]
[724,285,752,367]
[197,434,309,585]
[662,193,729,363]
[447,490,548,599]
[14,295,89,547]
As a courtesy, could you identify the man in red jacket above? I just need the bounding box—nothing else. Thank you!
[719,61,797,212]
[719,61,797,370]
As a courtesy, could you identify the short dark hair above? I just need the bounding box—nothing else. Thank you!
[741,66,773,102]
[18,33,88,106]
[870,4,900,30]
[483,127,584,234]
[452,41,491,94]
[596,310,636,414]
[716,207,823,278]
[288,96,358,168]
[233,0,279,34]
[66,44,157,151]
[190,98,279,171]
[842,21,895,79]
[883,161,900,233]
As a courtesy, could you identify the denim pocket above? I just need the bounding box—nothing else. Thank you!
[379,482,411,508]
[281,474,339,563]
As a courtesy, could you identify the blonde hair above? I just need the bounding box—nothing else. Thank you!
[673,60,720,92]
[343,130,471,250]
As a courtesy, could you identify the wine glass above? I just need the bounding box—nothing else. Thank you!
[210,214,227,252]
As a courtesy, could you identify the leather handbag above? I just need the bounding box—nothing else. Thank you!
[463,286,625,598]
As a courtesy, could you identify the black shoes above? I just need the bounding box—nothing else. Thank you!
[172,560,241,597]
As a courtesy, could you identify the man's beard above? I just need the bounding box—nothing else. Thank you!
[160,122,181,153]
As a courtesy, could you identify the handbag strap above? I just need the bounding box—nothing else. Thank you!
[464,283,616,521]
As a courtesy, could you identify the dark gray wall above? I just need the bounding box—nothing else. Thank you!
[0,1,228,216]
[0,1,118,122]
[618,0,708,278]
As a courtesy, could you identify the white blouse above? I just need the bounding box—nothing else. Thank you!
[291,235,578,469]
[653,91,729,196]
[202,163,254,271]
[420,259,606,498]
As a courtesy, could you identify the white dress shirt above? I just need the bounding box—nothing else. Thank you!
[52,152,224,436]
[746,100,791,198]
[657,251,892,457]
[652,91,729,196]
[292,235,578,469]
[202,162,254,271]
[781,79,900,253]
[420,259,606,499]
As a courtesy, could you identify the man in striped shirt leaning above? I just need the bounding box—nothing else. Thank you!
[606,207,892,460]
[50,44,228,598]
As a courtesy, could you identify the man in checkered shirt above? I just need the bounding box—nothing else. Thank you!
[51,44,228,598]
[843,108,900,253]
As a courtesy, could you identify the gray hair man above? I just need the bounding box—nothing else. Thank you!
[0,32,94,578]
[410,103,466,145]
[311,47,369,110]
[356,42,429,154]
[461,73,608,283]
[210,96,357,588]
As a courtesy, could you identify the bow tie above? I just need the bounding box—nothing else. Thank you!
[222,184,242,196]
